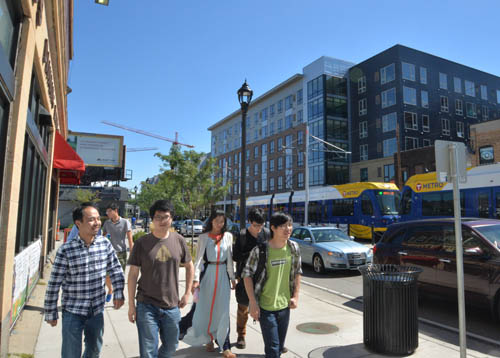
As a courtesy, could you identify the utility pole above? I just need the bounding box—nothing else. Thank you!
[396,124,403,187]
[304,125,309,226]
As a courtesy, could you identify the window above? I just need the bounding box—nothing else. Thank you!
[421,90,429,108]
[404,111,418,130]
[254,129,258,141]
[405,137,418,150]
[270,122,275,135]
[269,159,274,172]
[285,95,293,110]
[261,143,267,155]
[466,102,477,118]
[297,110,303,123]
[465,80,475,97]
[456,121,464,138]
[440,96,449,112]
[277,100,283,113]
[254,163,259,175]
[358,76,366,93]
[497,90,500,104]
[298,172,304,187]
[455,99,463,115]
[422,114,430,132]
[420,67,427,84]
[332,199,354,216]
[439,73,448,90]
[285,115,293,129]
[285,155,292,169]
[297,89,303,104]
[403,86,417,105]
[402,62,415,81]
[359,121,368,138]
[269,177,275,191]
[384,164,395,182]
[277,157,283,170]
[297,131,304,145]
[380,63,395,84]
[270,104,275,117]
[254,146,258,158]
[277,119,282,131]
[254,180,259,193]
[381,87,396,108]
[277,137,283,151]
[262,178,267,192]
[246,149,250,160]
[307,76,323,99]
[480,85,488,100]
[360,144,368,161]
[482,106,489,121]
[382,112,397,132]
[360,168,368,182]
[359,98,367,116]
[297,154,303,167]
[308,97,324,120]
[423,139,431,147]
[383,138,397,157]
[441,118,450,135]
[246,165,249,177]
[278,176,283,190]
[285,134,292,147]
[453,77,462,93]
[270,140,275,153]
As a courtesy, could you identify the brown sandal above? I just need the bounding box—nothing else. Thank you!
[206,341,215,352]
[222,349,236,358]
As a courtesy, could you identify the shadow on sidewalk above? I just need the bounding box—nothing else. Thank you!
[173,346,262,357]
[308,343,372,358]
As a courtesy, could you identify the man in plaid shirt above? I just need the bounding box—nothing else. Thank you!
[44,203,125,358]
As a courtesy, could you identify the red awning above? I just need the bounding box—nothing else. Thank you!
[53,131,85,184]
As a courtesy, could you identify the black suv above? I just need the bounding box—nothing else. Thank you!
[374,218,500,320]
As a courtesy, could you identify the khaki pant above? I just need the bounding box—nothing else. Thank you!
[236,303,249,338]
[117,251,127,273]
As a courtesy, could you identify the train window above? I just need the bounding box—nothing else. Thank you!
[422,191,464,216]
[361,194,373,215]
[332,199,354,216]
[478,192,489,218]
[401,190,412,215]
[496,192,500,219]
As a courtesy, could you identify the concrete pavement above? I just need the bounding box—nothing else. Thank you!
[9,231,500,357]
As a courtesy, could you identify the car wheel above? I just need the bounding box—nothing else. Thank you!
[313,254,325,274]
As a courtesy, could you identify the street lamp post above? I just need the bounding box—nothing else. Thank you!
[133,185,138,220]
[237,80,253,231]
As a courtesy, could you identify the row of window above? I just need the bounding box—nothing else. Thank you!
[359,164,395,183]
[230,172,306,195]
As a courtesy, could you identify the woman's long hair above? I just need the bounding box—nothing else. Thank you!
[203,210,227,234]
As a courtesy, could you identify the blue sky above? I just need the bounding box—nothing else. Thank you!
[68,0,500,190]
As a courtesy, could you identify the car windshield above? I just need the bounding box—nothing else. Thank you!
[187,220,203,226]
[311,229,350,242]
[375,190,400,215]
[474,224,500,249]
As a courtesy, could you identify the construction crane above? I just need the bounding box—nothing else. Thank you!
[101,120,194,148]
[126,147,159,152]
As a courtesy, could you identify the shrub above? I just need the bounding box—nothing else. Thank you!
[133,231,147,242]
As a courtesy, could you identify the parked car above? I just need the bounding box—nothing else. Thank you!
[373,218,500,320]
[173,220,184,233]
[181,219,204,236]
[290,226,373,273]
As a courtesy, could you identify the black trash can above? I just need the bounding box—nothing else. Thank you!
[358,264,422,355]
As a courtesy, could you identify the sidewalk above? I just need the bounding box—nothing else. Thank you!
[9,232,500,357]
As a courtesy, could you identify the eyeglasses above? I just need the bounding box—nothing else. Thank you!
[153,215,172,221]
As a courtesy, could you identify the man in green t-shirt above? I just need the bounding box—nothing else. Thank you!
[242,212,302,358]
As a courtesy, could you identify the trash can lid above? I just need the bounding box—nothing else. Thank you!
[358,264,423,282]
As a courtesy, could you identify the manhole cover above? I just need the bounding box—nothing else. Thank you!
[296,322,339,334]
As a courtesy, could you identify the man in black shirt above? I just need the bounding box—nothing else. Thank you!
[232,208,269,349]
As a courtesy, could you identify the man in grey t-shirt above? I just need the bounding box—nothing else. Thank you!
[103,203,133,273]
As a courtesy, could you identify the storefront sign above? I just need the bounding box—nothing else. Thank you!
[42,39,55,108]
[68,131,124,167]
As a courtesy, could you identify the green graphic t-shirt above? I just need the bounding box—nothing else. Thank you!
[259,245,291,311]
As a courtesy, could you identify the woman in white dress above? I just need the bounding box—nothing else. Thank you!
[183,210,236,358]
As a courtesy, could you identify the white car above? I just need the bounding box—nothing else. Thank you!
[181,220,204,236]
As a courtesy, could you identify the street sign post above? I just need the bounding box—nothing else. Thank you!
[435,140,467,358]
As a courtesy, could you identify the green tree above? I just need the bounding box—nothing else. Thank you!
[152,145,229,247]
[72,188,101,205]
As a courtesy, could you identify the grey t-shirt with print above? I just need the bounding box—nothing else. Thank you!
[103,217,131,253]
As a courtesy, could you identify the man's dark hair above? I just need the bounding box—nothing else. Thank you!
[248,207,265,224]
[73,202,98,223]
[149,200,174,218]
[269,212,292,237]
[204,210,227,234]
[106,202,119,211]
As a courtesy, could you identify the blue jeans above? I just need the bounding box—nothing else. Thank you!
[136,302,181,358]
[259,307,290,358]
[61,310,104,358]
